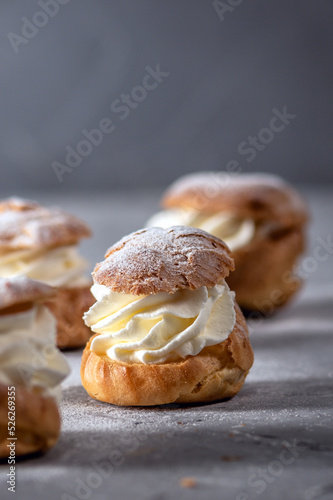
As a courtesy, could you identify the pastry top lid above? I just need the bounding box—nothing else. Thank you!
[0,276,55,312]
[162,172,309,226]
[0,197,91,250]
[93,226,235,295]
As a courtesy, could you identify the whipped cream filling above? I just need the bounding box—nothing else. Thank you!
[84,281,236,365]
[146,209,255,251]
[0,245,90,287]
[0,305,70,399]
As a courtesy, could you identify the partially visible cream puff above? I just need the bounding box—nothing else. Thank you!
[147,172,309,311]
[0,197,94,348]
[81,226,254,406]
[0,276,70,458]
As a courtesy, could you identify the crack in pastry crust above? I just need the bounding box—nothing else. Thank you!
[93,226,235,295]
[0,276,55,311]
[0,197,91,250]
[162,172,309,227]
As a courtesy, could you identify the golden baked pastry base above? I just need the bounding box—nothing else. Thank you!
[0,384,60,459]
[45,286,94,350]
[81,304,253,406]
[227,227,305,311]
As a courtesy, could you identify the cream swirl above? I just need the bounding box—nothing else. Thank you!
[84,281,236,364]
[0,245,90,287]
[0,305,70,398]
[146,210,255,251]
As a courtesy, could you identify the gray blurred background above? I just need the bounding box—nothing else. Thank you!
[1,0,332,193]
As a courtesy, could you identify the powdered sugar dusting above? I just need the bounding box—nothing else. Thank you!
[162,172,308,224]
[0,198,91,250]
[0,276,55,310]
[165,172,287,195]
[93,226,235,295]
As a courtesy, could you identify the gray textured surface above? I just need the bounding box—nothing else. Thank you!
[0,187,333,500]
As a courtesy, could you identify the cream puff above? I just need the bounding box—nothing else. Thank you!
[0,197,94,348]
[0,276,70,458]
[81,226,254,406]
[147,172,309,311]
